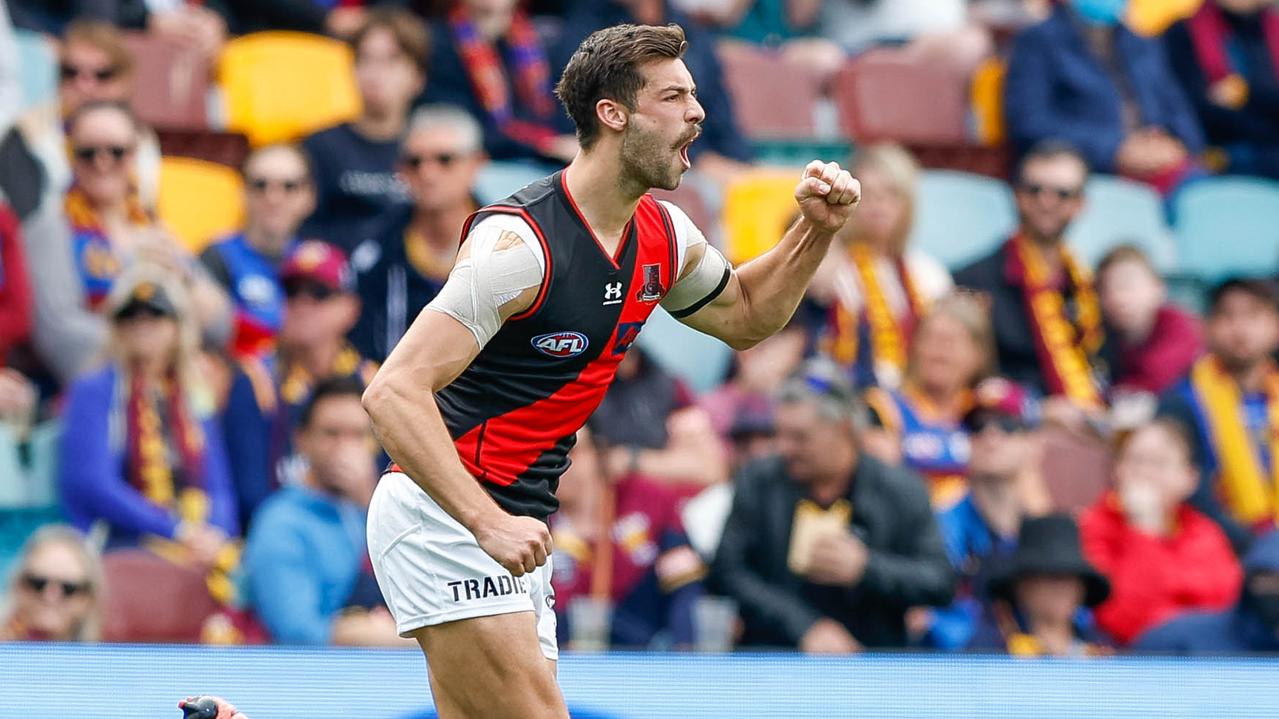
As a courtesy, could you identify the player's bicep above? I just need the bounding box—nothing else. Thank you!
[663,241,745,339]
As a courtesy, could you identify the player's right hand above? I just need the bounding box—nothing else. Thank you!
[474,514,553,577]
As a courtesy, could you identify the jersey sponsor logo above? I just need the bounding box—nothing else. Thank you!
[446,574,529,602]
[612,322,644,356]
[636,263,664,302]
[532,331,590,358]
[603,281,623,305]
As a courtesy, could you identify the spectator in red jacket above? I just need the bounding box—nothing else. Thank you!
[0,203,32,364]
[1080,418,1243,646]
[1097,245,1203,397]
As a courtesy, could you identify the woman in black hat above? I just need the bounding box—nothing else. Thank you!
[975,513,1112,657]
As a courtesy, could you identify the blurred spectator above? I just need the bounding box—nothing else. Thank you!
[553,0,753,185]
[1137,530,1279,654]
[685,1,844,81]
[422,0,577,164]
[349,105,482,363]
[1159,278,1279,553]
[813,144,952,390]
[1080,419,1242,646]
[551,427,705,649]
[591,348,727,493]
[861,293,993,508]
[976,513,1111,657]
[300,9,427,253]
[223,241,377,524]
[699,316,807,472]
[243,376,406,647]
[23,101,229,386]
[817,0,966,52]
[925,378,1037,650]
[1004,0,1204,192]
[954,142,1105,422]
[0,525,102,642]
[711,360,954,652]
[9,1,227,54]
[200,145,315,359]
[1165,0,1279,179]
[1097,245,1202,397]
[58,266,239,562]
[0,202,31,364]
[221,0,372,36]
[1,19,160,221]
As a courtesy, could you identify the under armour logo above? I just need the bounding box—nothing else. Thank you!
[603,282,623,305]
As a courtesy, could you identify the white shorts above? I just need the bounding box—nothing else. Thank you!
[367,472,558,660]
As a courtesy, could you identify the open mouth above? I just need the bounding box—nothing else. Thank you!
[676,131,699,170]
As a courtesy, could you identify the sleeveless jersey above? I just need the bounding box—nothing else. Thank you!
[427,171,679,520]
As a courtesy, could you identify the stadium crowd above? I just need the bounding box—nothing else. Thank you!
[3,0,1279,659]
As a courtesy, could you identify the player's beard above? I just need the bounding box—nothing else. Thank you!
[619,122,683,192]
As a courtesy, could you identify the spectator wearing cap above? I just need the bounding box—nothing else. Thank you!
[200,145,315,359]
[223,241,377,525]
[348,106,485,363]
[711,360,954,652]
[1137,530,1279,654]
[974,513,1111,657]
[1096,245,1202,397]
[924,377,1039,650]
[861,293,993,509]
[243,376,407,648]
[1165,0,1279,180]
[1158,277,1279,553]
[954,143,1107,430]
[421,0,578,166]
[1080,419,1242,646]
[300,9,427,254]
[551,427,706,649]
[1004,0,1204,193]
[58,265,238,564]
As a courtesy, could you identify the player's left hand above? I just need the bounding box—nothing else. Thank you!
[178,696,249,719]
[795,160,860,234]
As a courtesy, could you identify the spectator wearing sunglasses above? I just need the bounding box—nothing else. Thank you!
[300,9,428,254]
[711,359,954,653]
[348,105,484,363]
[58,266,239,565]
[200,145,316,359]
[223,241,377,525]
[923,378,1039,650]
[955,142,1108,432]
[0,525,103,643]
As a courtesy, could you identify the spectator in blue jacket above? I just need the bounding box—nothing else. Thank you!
[1137,530,1279,654]
[58,264,238,563]
[243,375,407,647]
[1004,0,1205,193]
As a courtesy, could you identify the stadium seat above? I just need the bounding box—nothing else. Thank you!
[157,156,245,253]
[833,47,975,145]
[0,421,59,509]
[721,169,799,266]
[15,29,57,112]
[217,32,361,146]
[1173,176,1279,282]
[473,160,554,205]
[123,32,210,131]
[0,425,25,507]
[1040,427,1112,513]
[101,549,220,643]
[717,41,821,140]
[156,129,251,170]
[910,170,1015,270]
[0,507,63,581]
[1067,175,1176,272]
[637,308,732,394]
[1128,0,1202,36]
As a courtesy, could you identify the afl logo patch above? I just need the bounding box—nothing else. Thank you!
[531,331,589,358]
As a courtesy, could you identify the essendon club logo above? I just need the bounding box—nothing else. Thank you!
[531,331,589,358]
[636,263,664,302]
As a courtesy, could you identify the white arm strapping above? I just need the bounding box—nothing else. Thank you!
[424,215,545,347]
[659,201,731,318]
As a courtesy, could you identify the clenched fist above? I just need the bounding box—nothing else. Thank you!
[474,513,554,576]
[795,160,860,234]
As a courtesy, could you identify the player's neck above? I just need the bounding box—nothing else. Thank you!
[563,153,645,248]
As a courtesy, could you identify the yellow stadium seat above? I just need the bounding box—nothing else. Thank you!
[722,170,802,266]
[157,156,244,253]
[217,31,361,146]
[970,56,1006,148]
[1128,0,1202,36]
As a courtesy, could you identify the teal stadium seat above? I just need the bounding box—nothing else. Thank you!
[1066,175,1176,272]
[1174,177,1279,282]
[16,30,57,112]
[0,507,63,581]
[910,170,1016,270]
[637,308,732,394]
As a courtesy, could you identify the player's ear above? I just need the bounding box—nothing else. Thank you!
[595,98,628,134]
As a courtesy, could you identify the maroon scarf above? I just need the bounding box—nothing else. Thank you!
[1187,2,1279,86]
[126,371,204,502]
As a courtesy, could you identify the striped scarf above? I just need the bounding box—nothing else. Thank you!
[64,184,149,310]
[825,244,927,384]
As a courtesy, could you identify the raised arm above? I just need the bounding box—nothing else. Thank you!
[361,222,553,577]
[671,161,858,350]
